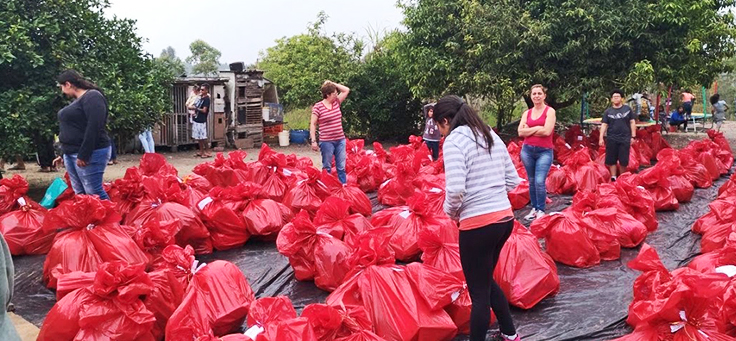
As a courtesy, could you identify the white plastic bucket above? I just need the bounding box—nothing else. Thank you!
[278,130,290,147]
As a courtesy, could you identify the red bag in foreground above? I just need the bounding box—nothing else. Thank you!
[166,260,256,340]
[0,174,30,215]
[0,197,55,255]
[322,171,373,217]
[494,222,559,309]
[313,197,373,245]
[125,199,212,254]
[37,261,156,341]
[283,168,330,214]
[42,195,149,288]
[530,211,601,268]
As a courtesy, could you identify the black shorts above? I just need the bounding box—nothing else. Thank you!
[605,139,630,167]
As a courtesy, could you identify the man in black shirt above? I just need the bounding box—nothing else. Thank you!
[192,85,211,158]
[599,89,637,181]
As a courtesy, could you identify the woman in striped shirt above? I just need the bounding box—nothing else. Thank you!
[435,95,522,341]
[310,80,350,183]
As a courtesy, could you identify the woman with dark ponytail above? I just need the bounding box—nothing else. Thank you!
[435,95,522,341]
[56,69,111,200]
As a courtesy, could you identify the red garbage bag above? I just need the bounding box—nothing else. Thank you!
[108,168,147,218]
[138,153,178,177]
[582,207,647,248]
[692,197,736,235]
[508,180,530,210]
[301,304,343,341]
[170,174,212,210]
[37,261,156,341]
[371,192,457,262]
[405,262,464,311]
[688,233,736,273]
[283,167,330,214]
[126,199,212,254]
[718,174,736,199]
[55,271,96,300]
[146,266,189,340]
[638,167,679,211]
[42,195,149,288]
[494,222,559,309]
[192,153,250,188]
[277,210,321,280]
[313,231,352,292]
[166,260,256,340]
[564,147,610,192]
[132,219,179,267]
[669,174,694,203]
[418,222,462,281]
[198,187,250,251]
[632,139,653,166]
[314,197,374,244]
[335,331,387,341]
[676,148,714,189]
[444,285,496,335]
[0,198,55,255]
[321,171,372,217]
[349,155,386,193]
[612,173,659,231]
[246,296,298,330]
[650,132,671,157]
[701,221,736,253]
[530,211,601,268]
[546,165,575,195]
[0,174,30,215]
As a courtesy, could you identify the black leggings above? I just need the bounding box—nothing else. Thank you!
[459,219,516,340]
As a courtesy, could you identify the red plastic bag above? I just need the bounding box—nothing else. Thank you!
[669,174,694,203]
[283,168,330,214]
[246,296,298,330]
[0,174,30,215]
[277,210,321,280]
[349,154,386,193]
[198,187,250,251]
[108,168,146,218]
[138,153,178,177]
[701,221,736,253]
[371,192,457,262]
[166,260,256,340]
[126,199,212,254]
[0,198,55,255]
[405,262,464,311]
[444,285,496,335]
[546,165,575,195]
[42,195,149,288]
[638,167,679,211]
[146,266,189,340]
[192,153,250,187]
[508,180,530,210]
[321,171,372,217]
[314,197,373,244]
[171,174,212,209]
[37,261,156,341]
[418,222,462,281]
[582,207,647,249]
[301,304,343,341]
[55,271,96,300]
[692,197,736,235]
[494,222,559,309]
[313,231,352,292]
[132,219,179,267]
[530,211,601,268]
[611,173,659,232]
[564,148,610,192]
[688,233,736,273]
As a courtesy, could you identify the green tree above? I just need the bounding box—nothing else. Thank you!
[258,12,363,109]
[186,40,222,77]
[399,0,736,128]
[158,46,186,77]
[0,0,173,159]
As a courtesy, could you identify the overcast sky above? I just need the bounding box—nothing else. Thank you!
[106,0,405,65]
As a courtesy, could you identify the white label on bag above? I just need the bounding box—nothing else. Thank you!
[565,143,572,149]
[17,197,26,206]
[197,197,213,210]
[244,325,264,339]
[636,186,645,190]
[716,265,736,278]
[176,177,183,183]
[379,179,391,189]
[549,212,562,216]
[577,136,583,141]
[399,210,411,219]
[451,291,461,302]
[282,169,292,176]
[366,150,375,155]
[429,187,442,193]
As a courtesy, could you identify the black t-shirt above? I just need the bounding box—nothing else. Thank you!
[602,105,635,142]
[57,90,111,161]
[194,96,210,123]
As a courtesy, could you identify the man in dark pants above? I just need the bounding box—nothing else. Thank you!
[34,132,57,172]
[599,89,637,181]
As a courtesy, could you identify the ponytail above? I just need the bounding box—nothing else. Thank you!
[433,95,494,153]
[57,69,103,94]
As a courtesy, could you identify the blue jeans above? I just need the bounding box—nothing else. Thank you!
[138,129,155,153]
[64,147,111,200]
[520,145,554,212]
[319,139,347,184]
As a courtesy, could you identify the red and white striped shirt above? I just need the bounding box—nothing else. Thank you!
[312,99,345,141]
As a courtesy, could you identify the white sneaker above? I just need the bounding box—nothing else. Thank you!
[534,210,546,220]
[524,208,537,220]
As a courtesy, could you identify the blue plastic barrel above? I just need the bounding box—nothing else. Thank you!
[290,129,309,144]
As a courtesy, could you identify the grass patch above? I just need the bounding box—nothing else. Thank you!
[284,107,312,130]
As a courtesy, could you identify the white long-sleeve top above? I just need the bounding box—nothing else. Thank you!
[442,126,521,221]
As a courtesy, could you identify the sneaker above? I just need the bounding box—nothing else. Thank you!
[523,208,537,221]
[534,210,546,220]
[490,331,521,341]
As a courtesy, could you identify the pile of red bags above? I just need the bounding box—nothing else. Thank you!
[126,197,212,254]
[321,171,372,217]
[563,147,610,192]
[0,175,55,255]
[314,197,374,245]
[371,192,457,262]
[42,195,149,288]
[613,244,736,340]
[691,192,736,254]
[530,210,603,267]
[283,167,331,215]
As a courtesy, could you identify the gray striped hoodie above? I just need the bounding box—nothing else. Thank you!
[443,126,522,221]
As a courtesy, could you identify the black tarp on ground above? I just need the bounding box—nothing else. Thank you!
[10,172,732,341]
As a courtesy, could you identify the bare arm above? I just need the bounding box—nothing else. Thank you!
[630,119,637,139]
[599,123,608,144]
[531,109,556,137]
[309,109,318,143]
[327,81,350,103]
[517,111,541,137]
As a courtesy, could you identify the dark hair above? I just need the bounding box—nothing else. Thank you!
[200,84,209,91]
[433,95,494,153]
[57,69,102,93]
[710,93,720,105]
[321,82,337,99]
[611,89,624,97]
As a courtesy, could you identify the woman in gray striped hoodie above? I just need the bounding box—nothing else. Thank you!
[434,95,522,341]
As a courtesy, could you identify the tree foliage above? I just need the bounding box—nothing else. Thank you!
[158,46,186,77]
[186,40,222,77]
[399,0,736,127]
[258,12,364,109]
[0,0,173,159]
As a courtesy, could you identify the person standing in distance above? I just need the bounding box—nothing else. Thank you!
[422,103,441,161]
[192,85,211,158]
[310,80,350,184]
[57,69,112,200]
[517,84,556,221]
[435,95,522,341]
[599,89,636,181]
